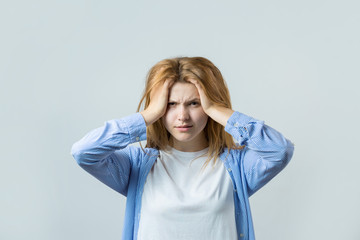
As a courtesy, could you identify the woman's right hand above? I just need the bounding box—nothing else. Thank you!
[140,79,175,126]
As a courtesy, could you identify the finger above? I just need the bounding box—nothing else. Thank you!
[165,78,174,86]
[150,81,164,100]
[162,79,175,100]
[163,79,174,98]
[188,79,202,89]
[169,79,175,88]
[167,78,175,89]
[188,79,205,96]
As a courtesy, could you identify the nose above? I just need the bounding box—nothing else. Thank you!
[177,105,189,121]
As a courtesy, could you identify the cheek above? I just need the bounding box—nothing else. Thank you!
[161,110,174,129]
[194,112,209,127]
[200,116,209,127]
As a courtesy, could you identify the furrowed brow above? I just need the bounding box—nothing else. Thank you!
[168,98,200,103]
[187,98,200,103]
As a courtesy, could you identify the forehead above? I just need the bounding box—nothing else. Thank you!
[168,82,199,100]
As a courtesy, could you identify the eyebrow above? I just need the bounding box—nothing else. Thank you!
[168,98,200,103]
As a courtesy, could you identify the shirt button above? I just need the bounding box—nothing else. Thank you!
[234,123,239,127]
[240,233,244,237]
[136,137,140,141]
[227,168,232,172]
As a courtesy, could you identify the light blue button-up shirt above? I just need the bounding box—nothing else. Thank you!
[71,111,295,240]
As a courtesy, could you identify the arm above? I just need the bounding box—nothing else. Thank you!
[224,111,295,196]
[204,106,294,195]
[70,113,147,196]
[188,79,294,196]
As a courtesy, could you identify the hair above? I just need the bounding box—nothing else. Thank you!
[136,56,244,170]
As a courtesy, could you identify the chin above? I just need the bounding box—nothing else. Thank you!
[171,134,195,143]
[173,136,192,142]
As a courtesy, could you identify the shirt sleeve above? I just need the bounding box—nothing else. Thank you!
[224,111,295,196]
[70,112,147,196]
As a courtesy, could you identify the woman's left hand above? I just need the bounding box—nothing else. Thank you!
[188,79,234,127]
[187,79,214,114]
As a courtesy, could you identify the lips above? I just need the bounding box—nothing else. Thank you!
[175,125,192,132]
[176,125,192,128]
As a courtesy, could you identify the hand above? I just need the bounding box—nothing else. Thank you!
[140,79,175,126]
[187,79,214,114]
[188,79,234,127]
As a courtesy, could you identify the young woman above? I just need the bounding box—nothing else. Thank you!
[71,56,295,240]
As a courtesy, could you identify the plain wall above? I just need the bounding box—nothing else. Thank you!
[1,0,359,239]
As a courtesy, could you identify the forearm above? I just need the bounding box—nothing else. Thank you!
[70,113,146,196]
[71,113,146,164]
[206,105,235,127]
[224,111,295,195]
[224,111,294,160]
[140,109,160,127]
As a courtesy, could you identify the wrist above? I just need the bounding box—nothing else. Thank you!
[206,106,234,127]
[140,110,160,126]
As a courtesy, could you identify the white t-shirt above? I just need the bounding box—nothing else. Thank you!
[137,146,238,240]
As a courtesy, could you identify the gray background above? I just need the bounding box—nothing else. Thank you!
[1,0,359,239]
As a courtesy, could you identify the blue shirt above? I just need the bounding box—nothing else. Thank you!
[71,111,295,240]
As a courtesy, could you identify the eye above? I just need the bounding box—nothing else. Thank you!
[168,102,176,106]
[190,102,199,106]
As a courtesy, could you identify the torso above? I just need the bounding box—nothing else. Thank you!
[137,146,238,240]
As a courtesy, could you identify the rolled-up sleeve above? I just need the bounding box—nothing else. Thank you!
[225,111,295,196]
[70,112,147,196]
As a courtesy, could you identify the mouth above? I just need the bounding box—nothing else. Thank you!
[175,125,193,131]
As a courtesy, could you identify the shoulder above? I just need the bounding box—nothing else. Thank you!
[125,144,159,167]
[219,146,245,163]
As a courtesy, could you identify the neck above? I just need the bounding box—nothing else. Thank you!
[169,134,209,152]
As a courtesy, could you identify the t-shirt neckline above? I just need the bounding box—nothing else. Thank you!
[165,146,209,158]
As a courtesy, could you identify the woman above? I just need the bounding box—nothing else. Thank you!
[71,56,295,240]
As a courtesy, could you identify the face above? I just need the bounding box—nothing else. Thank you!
[161,81,209,152]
